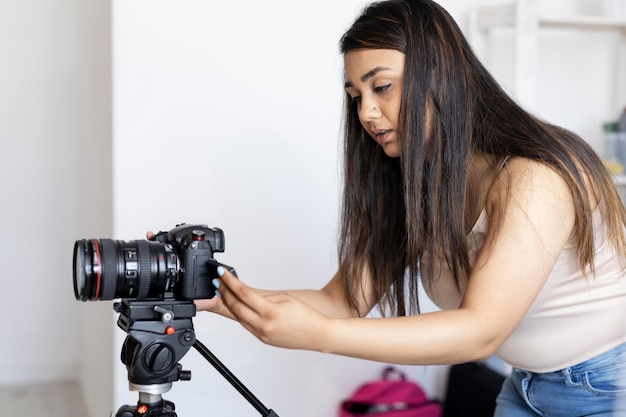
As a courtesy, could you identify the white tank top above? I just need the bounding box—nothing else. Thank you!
[422,207,626,373]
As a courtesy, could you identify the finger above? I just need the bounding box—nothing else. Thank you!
[146,231,155,239]
[217,267,268,314]
[216,265,238,286]
[194,297,222,313]
[214,268,269,325]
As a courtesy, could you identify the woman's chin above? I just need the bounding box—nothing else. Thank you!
[382,143,401,158]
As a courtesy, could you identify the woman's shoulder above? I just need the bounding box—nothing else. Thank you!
[498,155,560,177]
[486,156,574,217]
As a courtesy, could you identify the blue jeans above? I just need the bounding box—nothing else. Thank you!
[494,342,626,416]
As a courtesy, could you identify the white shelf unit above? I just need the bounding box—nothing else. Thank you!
[469,0,626,195]
[469,0,626,111]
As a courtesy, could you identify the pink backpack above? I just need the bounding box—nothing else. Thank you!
[339,367,442,417]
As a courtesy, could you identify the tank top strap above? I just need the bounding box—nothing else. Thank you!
[498,156,511,174]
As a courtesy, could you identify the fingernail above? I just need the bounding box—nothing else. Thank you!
[212,278,220,289]
[216,266,225,277]
[215,290,222,299]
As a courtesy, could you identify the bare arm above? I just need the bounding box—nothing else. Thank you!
[215,158,576,365]
[200,266,376,320]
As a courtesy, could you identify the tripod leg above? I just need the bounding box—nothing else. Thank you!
[193,339,279,417]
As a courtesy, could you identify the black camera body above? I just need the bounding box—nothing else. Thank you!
[151,223,226,300]
[73,223,234,302]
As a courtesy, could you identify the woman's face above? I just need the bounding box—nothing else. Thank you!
[344,49,405,158]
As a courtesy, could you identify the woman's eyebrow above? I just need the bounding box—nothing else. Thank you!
[344,66,392,88]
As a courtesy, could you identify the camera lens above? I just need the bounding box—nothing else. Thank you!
[73,239,179,301]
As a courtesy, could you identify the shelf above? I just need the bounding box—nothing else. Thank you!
[539,16,626,32]
[474,3,626,32]
[469,0,626,114]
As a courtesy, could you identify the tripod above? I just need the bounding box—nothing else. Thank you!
[112,298,280,417]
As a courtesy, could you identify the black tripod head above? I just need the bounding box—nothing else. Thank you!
[112,298,195,416]
[111,297,280,417]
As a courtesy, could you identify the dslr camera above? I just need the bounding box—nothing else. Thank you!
[72,224,280,417]
[73,223,233,302]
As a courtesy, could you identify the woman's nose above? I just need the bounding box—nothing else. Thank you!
[359,99,382,122]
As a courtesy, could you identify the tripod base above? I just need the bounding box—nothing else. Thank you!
[114,383,177,416]
[114,398,176,417]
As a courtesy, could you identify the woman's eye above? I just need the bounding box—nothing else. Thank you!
[375,84,391,94]
[350,95,361,105]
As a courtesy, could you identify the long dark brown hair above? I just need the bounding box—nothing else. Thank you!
[337,0,626,316]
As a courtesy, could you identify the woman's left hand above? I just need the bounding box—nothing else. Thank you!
[213,267,331,351]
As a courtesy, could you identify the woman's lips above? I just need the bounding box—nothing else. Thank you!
[373,129,392,145]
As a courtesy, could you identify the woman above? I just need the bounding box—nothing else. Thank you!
[203,1,626,415]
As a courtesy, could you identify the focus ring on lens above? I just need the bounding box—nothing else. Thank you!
[100,240,119,300]
[136,240,153,299]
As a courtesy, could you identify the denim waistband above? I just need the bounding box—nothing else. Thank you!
[568,342,626,374]
[515,341,626,376]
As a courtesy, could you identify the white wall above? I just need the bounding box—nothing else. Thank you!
[0,0,111,387]
[1,0,623,416]
[0,0,77,383]
[0,0,113,415]
[74,1,115,415]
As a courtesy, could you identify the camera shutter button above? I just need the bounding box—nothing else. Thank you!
[192,230,205,240]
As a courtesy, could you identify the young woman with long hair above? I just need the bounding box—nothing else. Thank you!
[201,1,626,414]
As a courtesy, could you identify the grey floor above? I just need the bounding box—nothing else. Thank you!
[0,380,89,417]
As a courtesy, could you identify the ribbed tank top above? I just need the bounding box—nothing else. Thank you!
[422,207,626,372]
